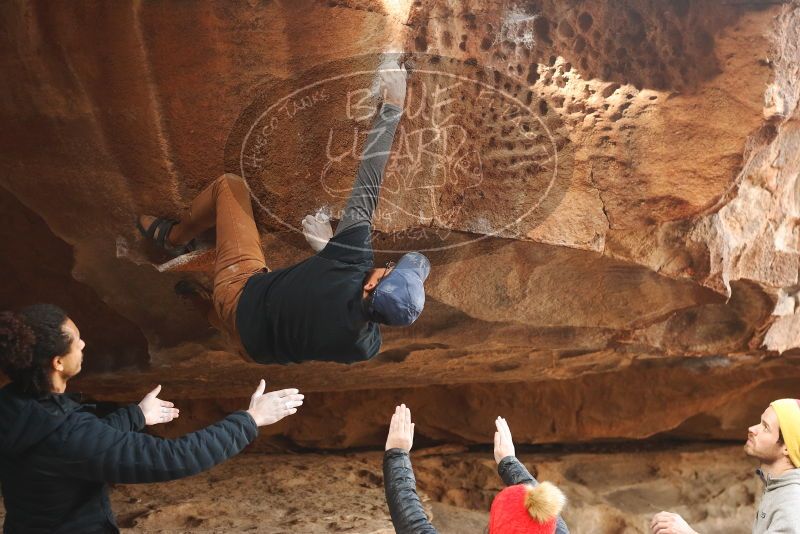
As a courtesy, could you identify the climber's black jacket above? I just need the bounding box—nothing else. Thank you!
[0,383,257,533]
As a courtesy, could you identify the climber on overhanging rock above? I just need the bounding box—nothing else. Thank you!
[137,58,430,364]
[650,400,800,534]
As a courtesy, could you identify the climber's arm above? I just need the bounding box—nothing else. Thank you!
[335,63,406,236]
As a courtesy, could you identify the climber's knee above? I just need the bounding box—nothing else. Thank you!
[215,173,245,189]
[219,173,244,183]
[212,173,248,202]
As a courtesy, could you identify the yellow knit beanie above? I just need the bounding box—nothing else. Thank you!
[770,399,800,468]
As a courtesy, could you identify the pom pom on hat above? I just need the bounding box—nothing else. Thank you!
[525,482,567,522]
[489,482,566,534]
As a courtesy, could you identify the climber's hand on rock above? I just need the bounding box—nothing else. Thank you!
[379,60,407,109]
[493,416,515,464]
[385,404,414,452]
[301,214,333,252]
[650,512,698,534]
[139,385,179,426]
[246,379,304,427]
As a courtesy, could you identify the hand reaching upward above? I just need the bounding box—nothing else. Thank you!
[385,404,415,452]
[493,416,516,464]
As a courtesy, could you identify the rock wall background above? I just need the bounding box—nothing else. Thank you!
[1,0,800,531]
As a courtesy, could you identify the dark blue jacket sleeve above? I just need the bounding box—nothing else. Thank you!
[39,411,258,484]
[100,404,145,432]
[383,449,438,534]
[498,456,570,534]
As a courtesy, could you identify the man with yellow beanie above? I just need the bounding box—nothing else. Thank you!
[651,399,800,534]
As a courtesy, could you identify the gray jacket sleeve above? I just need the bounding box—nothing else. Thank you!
[335,103,403,235]
[765,507,800,533]
[383,449,439,534]
[498,456,570,534]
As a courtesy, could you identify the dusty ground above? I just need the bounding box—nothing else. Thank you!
[0,443,760,533]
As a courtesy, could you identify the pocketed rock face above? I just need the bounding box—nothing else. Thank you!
[1,0,800,456]
[695,5,800,353]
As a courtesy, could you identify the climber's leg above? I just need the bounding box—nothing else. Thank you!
[174,279,226,335]
[204,174,268,355]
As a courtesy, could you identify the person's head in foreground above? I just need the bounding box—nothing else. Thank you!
[364,251,430,326]
[489,481,566,534]
[0,304,84,395]
[650,399,800,534]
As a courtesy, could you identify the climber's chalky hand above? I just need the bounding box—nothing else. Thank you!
[302,213,333,252]
[378,59,407,109]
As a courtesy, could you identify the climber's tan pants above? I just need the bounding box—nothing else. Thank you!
[188,173,268,353]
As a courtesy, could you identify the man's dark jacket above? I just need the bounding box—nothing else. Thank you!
[0,383,258,533]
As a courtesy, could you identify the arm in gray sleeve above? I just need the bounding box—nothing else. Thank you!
[383,449,439,534]
[498,456,570,534]
[335,103,403,235]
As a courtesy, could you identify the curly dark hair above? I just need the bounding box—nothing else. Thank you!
[0,304,71,395]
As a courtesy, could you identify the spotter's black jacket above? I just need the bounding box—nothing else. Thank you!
[0,383,257,533]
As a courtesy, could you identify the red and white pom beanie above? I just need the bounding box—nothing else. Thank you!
[489,482,566,534]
